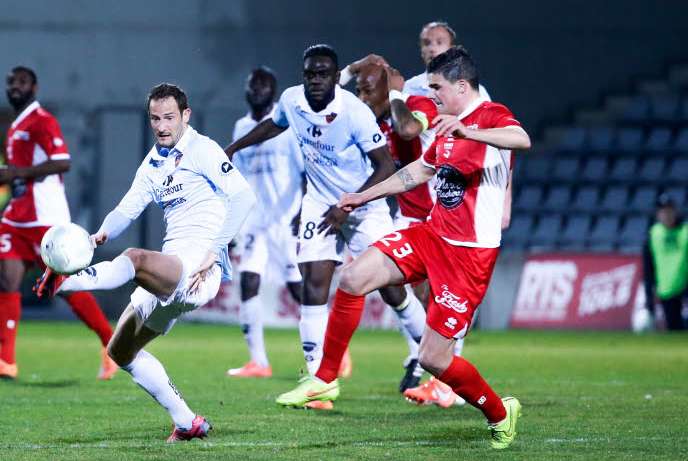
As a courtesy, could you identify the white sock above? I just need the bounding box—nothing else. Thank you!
[453,338,464,356]
[239,295,269,367]
[298,304,329,375]
[391,291,426,343]
[121,350,195,430]
[398,320,420,360]
[58,255,135,293]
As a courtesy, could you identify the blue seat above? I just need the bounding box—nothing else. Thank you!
[618,215,651,249]
[621,96,649,121]
[552,158,580,181]
[572,187,601,212]
[581,158,608,182]
[558,127,587,151]
[616,128,644,152]
[600,186,630,212]
[530,215,563,247]
[502,215,534,250]
[515,185,544,211]
[650,95,679,121]
[522,157,551,182]
[663,186,687,208]
[609,158,637,182]
[673,128,688,151]
[645,128,673,151]
[543,186,572,211]
[629,187,657,212]
[637,159,665,182]
[588,127,615,151]
[667,158,688,182]
[588,216,621,246]
[559,215,592,245]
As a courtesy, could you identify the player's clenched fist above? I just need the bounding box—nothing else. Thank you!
[337,192,366,213]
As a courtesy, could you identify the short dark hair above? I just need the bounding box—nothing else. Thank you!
[10,66,38,85]
[303,44,339,69]
[146,83,188,113]
[250,66,277,87]
[420,21,457,45]
[426,46,479,89]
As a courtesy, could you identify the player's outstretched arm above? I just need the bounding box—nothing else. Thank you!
[339,158,435,212]
[434,115,531,150]
[0,159,70,185]
[224,119,286,159]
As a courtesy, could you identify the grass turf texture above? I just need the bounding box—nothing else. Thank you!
[1,322,686,460]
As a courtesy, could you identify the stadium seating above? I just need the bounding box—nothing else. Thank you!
[504,61,688,253]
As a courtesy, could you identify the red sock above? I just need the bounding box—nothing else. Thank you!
[64,292,112,346]
[315,289,365,383]
[0,292,21,364]
[439,356,506,424]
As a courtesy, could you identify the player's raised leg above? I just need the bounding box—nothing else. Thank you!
[276,247,403,407]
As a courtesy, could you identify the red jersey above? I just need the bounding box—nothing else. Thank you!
[422,99,521,247]
[3,101,71,227]
[379,95,437,220]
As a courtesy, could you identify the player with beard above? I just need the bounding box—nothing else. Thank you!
[279,47,530,449]
[0,66,116,380]
[225,45,427,410]
[226,67,304,378]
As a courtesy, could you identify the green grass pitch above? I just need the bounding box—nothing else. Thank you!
[1,321,686,460]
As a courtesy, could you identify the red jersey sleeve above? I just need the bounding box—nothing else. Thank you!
[484,103,522,129]
[406,95,438,131]
[421,139,438,169]
[34,114,70,160]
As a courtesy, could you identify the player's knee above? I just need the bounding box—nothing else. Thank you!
[339,263,368,296]
[107,340,134,367]
[418,348,445,377]
[122,248,146,271]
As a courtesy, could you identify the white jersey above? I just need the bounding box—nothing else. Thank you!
[232,108,304,230]
[272,85,387,206]
[114,125,251,279]
[404,71,491,101]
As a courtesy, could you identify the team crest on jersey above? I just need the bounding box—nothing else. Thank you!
[174,152,183,167]
[325,112,337,123]
[436,165,466,209]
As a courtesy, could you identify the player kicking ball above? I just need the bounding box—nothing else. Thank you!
[35,83,255,442]
[278,47,530,449]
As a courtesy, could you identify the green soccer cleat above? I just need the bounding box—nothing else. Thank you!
[488,396,522,449]
[276,376,340,408]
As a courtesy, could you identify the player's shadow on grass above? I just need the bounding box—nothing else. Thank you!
[19,379,79,388]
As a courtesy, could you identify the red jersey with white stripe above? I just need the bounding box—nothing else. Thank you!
[3,101,71,227]
[422,98,520,247]
[378,95,437,220]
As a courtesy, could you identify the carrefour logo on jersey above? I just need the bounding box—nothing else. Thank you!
[436,165,466,209]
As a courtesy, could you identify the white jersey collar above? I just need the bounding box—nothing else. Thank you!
[295,84,343,118]
[457,96,488,121]
[11,100,40,129]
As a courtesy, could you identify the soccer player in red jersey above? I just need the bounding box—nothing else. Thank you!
[279,47,531,449]
[0,66,116,380]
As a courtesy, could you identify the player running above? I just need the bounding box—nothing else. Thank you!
[225,44,427,409]
[277,47,531,449]
[35,83,255,442]
[226,67,304,378]
[0,66,116,380]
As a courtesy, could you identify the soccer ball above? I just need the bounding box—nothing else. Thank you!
[40,223,94,275]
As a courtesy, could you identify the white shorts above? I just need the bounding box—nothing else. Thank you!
[297,194,394,264]
[238,224,302,283]
[392,207,425,231]
[130,249,222,334]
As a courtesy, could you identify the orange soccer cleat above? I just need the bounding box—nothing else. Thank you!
[226,361,273,378]
[0,358,18,380]
[167,415,212,443]
[304,400,334,410]
[338,348,353,378]
[403,377,465,408]
[97,347,118,380]
[33,268,67,298]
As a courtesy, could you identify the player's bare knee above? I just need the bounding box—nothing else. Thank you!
[122,248,145,271]
[339,263,367,295]
[418,349,445,377]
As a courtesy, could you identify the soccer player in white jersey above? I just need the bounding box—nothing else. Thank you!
[35,83,255,442]
[225,44,427,410]
[227,67,304,378]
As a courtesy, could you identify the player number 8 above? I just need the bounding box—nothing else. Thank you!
[303,222,316,240]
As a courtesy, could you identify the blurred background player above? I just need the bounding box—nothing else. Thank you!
[279,46,531,449]
[226,67,305,378]
[643,194,688,331]
[0,66,116,380]
[36,83,255,441]
[226,45,427,409]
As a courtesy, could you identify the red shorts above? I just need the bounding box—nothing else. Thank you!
[0,222,50,267]
[372,223,499,339]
